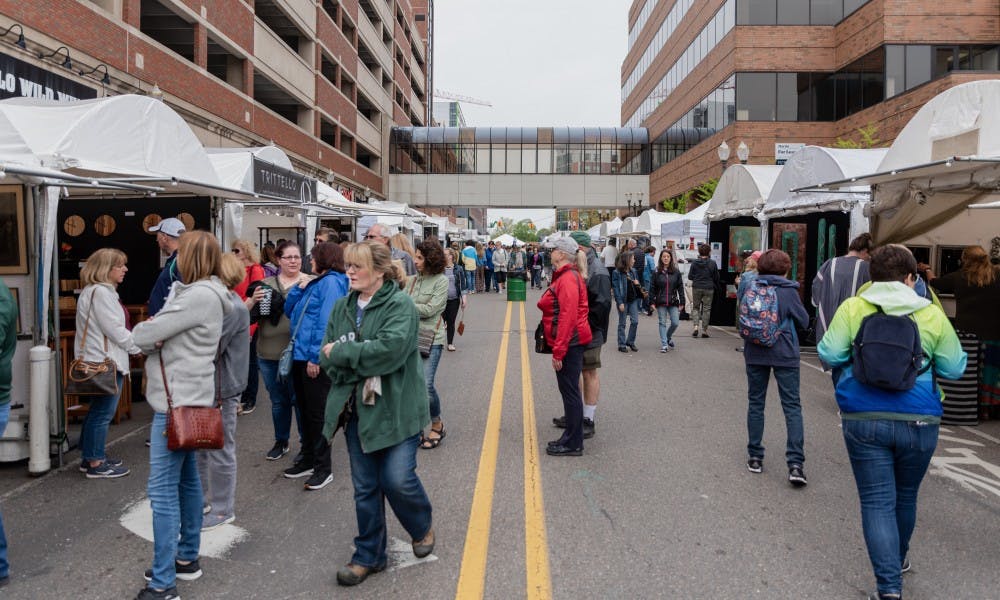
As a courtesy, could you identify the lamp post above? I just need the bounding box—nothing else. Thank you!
[717,141,731,173]
[737,141,750,164]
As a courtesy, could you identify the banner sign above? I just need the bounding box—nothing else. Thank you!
[0,52,97,101]
[775,142,805,165]
[252,156,317,203]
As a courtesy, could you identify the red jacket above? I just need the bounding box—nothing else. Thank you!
[235,263,265,336]
[537,264,592,360]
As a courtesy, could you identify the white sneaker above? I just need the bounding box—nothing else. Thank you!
[201,514,235,532]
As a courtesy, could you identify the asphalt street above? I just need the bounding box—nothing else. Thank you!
[1,287,999,599]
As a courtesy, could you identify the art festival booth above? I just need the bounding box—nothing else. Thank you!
[809,80,1000,424]
[702,164,783,325]
[0,95,320,468]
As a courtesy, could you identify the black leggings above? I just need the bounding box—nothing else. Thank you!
[443,297,461,344]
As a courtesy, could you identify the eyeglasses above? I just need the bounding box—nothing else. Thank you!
[314,238,324,244]
[280,255,301,261]
[231,248,240,254]
[364,234,382,240]
[345,262,363,271]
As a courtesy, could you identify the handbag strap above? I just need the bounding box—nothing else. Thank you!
[78,288,110,355]
[410,277,444,335]
[159,353,174,412]
[289,288,313,341]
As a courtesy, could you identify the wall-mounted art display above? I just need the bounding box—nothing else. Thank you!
[142,214,162,234]
[771,222,808,295]
[727,226,760,272]
[0,186,28,275]
[95,215,117,237]
[64,215,85,237]
[177,212,195,231]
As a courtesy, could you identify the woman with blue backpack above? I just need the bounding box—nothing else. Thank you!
[817,244,967,600]
[737,249,809,486]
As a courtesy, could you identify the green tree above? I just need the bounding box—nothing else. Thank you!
[495,218,540,242]
[834,123,881,149]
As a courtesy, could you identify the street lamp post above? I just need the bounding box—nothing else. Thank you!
[737,141,750,164]
[717,141,731,173]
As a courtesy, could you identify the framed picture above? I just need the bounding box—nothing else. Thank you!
[8,287,21,333]
[0,186,28,275]
[727,226,761,272]
[771,222,808,294]
[937,246,967,278]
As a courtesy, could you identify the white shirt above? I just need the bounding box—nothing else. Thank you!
[600,245,618,267]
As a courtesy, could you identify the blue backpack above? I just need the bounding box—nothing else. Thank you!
[852,305,930,392]
[739,280,781,347]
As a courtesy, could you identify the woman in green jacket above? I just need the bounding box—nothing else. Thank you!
[319,241,434,587]
[407,240,449,449]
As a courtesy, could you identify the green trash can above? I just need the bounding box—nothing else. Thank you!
[507,277,526,302]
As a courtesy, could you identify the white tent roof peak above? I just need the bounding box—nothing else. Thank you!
[704,164,783,222]
[764,146,888,218]
[206,146,294,191]
[0,94,219,184]
[599,216,622,237]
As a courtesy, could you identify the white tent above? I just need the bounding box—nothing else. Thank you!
[703,164,783,222]
[636,209,683,234]
[493,233,526,247]
[599,217,623,237]
[660,202,709,243]
[618,216,640,233]
[763,147,888,218]
[206,146,292,190]
[586,223,602,240]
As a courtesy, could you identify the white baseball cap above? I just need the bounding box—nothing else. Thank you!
[148,217,186,237]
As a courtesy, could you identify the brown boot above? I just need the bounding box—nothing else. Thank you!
[412,528,435,558]
[336,562,385,586]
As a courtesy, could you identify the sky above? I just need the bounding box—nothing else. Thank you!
[432,0,632,227]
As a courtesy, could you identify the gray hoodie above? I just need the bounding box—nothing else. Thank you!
[133,277,232,413]
[216,291,250,399]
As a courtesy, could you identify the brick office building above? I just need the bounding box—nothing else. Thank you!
[0,0,432,199]
[621,0,1000,207]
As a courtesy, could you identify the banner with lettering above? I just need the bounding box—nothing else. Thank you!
[252,156,317,203]
[0,52,97,102]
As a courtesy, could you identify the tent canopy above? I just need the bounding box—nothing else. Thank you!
[660,202,708,241]
[634,209,682,234]
[206,146,293,191]
[599,216,623,237]
[764,147,888,218]
[704,164,783,222]
[493,233,525,247]
[0,95,220,184]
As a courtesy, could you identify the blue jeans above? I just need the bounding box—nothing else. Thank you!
[80,373,124,462]
[616,299,640,347]
[465,271,475,292]
[344,415,433,568]
[842,419,938,596]
[0,404,9,579]
[259,358,302,444]
[424,344,443,421]
[485,269,495,291]
[147,412,202,591]
[745,365,804,466]
[656,305,679,347]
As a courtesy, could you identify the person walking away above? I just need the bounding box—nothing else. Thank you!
[254,242,311,461]
[484,241,496,293]
[650,249,685,353]
[817,244,967,600]
[539,237,592,456]
[688,243,720,338]
[0,281,18,585]
[442,248,468,352]
[76,249,142,478]
[493,243,509,290]
[231,239,265,415]
[643,245,656,315]
[735,250,762,352]
[553,232,610,439]
[132,231,231,600]
[611,252,641,352]
[460,241,478,293]
[600,238,618,277]
[282,242,349,490]
[531,246,544,289]
[365,223,416,276]
[407,241,449,449]
[739,250,809,485]
[474,242,486,293]
[926,245,1000,420]
[812,232,874,349]
[319,241,434,586]
[197,254,250,531]
[147,218,186,316]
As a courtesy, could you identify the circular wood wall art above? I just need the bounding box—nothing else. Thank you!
[176,212,195,231]
[63,215,85,237]
[94,214,117,237]
[143,214,162,234]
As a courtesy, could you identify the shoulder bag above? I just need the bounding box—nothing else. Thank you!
[65,289,119,397]
[278,291,312,380]
[160,353,224,451]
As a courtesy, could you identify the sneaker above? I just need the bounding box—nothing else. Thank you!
[304,471,333,490]
[667,339,675,349]
[700,332,710,338]
[240,402,256,415]
[144,439,151,447]
[79,457,124,473]
[203,503,211,515]
[692,330,699,338]
[144,559,202,582]
[618,346,628,353]
[552,416,567,428]
[266,441,289,461]
[86,461,130,479]
[788,465,808,487]
[868,593,901,600]
[627,344,638,352]
[901,557,911,573]
[134,586,180,600]
[283,463,314,479]
[660,345,668,353]
[201,514,235,531]
[582,418,595,439]
[747,458,763,474]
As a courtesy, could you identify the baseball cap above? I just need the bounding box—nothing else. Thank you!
[546,237,579,256]
[148,217,186,237]
[569,231,592,248]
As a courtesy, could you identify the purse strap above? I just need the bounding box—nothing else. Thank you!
[289,288,313,341]
[78,288,110,355]
[409,277,444,335]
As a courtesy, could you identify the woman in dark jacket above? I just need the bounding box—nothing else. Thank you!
[650,249,685,353]
[539,238,592,457]
[442,247,468,352]
[740,250,810,485]
[611,252,642,352]
[282,242,349,490]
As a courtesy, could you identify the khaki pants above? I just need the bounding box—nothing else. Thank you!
[691,288,714,333]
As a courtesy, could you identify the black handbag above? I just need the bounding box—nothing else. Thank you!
[535,288,558,354]
[65,290,119,397]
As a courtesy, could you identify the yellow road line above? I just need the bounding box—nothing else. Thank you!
[519,302,552,599]
[455,301,513,600]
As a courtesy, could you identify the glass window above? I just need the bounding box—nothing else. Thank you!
[970,46,1000,70]
[521,144,536,174]
[475,145,490,173]
[738,0,776,25]
[844,0,868,16]
[905,45,933,90]
[506,146,521,174]
[810,0,842,25]
[777,0,809,24]
[777,73,798,120]
[885,45,905,98]
[490,144,506,173]
[736,72,776,121]
[537,144,553,173]
[796,73,814,121]
[725,0,736,31]
[933,46,956,78]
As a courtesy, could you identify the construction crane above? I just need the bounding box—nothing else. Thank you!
[433,89,493,107]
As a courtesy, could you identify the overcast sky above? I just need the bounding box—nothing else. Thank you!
[433,0,631,227]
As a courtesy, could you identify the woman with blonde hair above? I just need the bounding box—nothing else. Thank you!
[320,241,434,586]
[75,248,142,478]
[133,231,231,600]
[231,239,265,414]
[929,244,1000,420]
[390,232,415,260]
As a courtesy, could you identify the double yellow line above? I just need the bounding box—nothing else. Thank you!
[454,302,552,599]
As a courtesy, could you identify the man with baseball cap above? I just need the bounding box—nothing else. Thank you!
[147,217,186,316]
[552,231,612,439]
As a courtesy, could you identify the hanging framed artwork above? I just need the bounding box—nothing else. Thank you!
[0,186,28,275]
[771,222,808,295]
[727,226,760,272]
